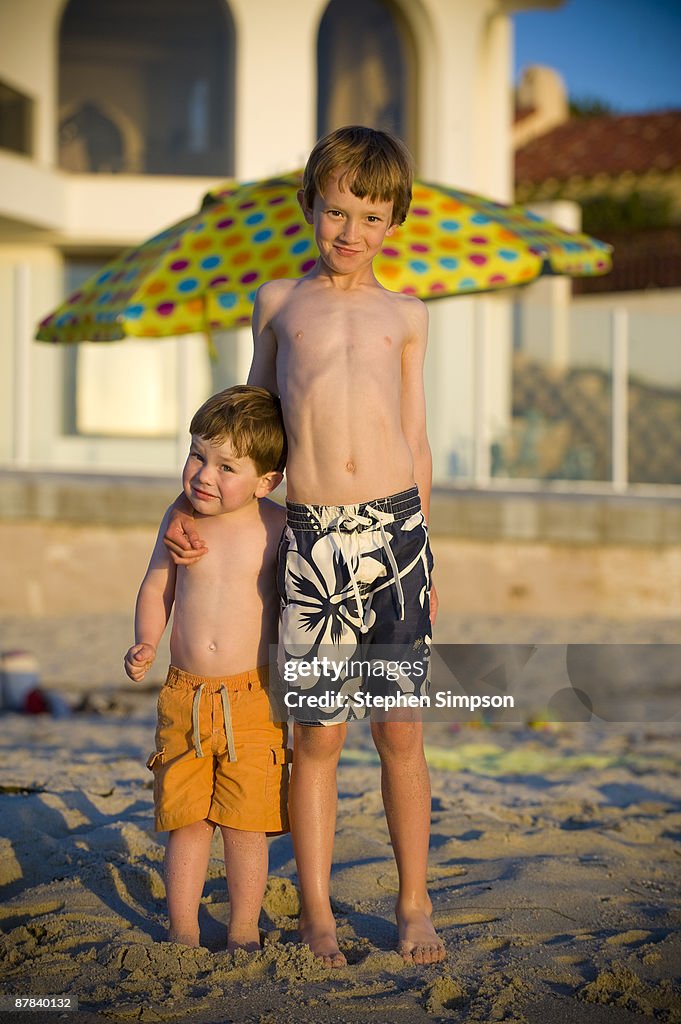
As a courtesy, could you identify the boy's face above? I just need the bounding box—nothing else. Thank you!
[299,170,397,277]
[182,434,279,516]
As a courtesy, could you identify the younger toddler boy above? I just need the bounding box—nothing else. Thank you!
[124,385,289,951]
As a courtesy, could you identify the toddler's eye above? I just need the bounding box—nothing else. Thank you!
[220,464,234,472]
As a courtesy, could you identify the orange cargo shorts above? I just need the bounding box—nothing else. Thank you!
[146,665,290,834]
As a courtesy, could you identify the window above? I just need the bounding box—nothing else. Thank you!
[0,80,33,156]
[317,0,416,156]
[58,0,235,175]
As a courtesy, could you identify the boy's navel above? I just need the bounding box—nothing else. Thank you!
[208,642,217,651]
[345,460,356,473]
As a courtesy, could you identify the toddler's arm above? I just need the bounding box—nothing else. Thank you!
[124,508,178,682]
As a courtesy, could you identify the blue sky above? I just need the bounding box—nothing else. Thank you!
[512,0,681,113]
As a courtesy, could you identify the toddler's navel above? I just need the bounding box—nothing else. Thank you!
[208,642,217,652]
[345,460,356,473]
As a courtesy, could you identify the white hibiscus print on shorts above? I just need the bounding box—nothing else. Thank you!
[281,528,387,657]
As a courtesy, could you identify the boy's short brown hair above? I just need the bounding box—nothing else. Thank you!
[190,385,286,475]
[302,125,414,226]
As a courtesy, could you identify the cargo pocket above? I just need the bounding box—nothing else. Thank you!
[265,745,293,815]
[146,747,165,772]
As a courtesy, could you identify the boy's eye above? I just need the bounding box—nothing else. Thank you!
[190,451,204,462]
[220,464,234,472]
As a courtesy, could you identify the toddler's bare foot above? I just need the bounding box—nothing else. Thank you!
[166,928,200,947]
[299,916,347,968]
[227,924,262,954]
[397,906,446,965]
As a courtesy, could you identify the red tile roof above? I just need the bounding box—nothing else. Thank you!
[515,110,681,185]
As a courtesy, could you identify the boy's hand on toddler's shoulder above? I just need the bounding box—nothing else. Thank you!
[124,643,156,682]
[163,507,208,565]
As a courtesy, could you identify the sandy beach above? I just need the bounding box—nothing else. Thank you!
[1,604,680,1024]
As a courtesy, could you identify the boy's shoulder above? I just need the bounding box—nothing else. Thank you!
[382,287,428,335]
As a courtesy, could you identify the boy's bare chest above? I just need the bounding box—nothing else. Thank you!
[276,298,406,363]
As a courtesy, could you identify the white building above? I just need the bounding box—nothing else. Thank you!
[0,0,562,480]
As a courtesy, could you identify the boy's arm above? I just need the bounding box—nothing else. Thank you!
[124,509,178,681]
[401,300,432,520]
[162,493,208,565]
[401,299,438,624]
[247,284,279,393]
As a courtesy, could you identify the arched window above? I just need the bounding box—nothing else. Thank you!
[317,0,416,156]
[58,0,235,176]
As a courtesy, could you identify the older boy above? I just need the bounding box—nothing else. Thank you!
[125,385,289,951]
[167,127,444,967]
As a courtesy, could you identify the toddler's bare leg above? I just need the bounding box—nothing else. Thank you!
[164,819,214,946]
[220,825,268,952]
[371,719,446,965]
[289,721,347,968]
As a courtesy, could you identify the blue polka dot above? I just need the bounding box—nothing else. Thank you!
[439,220,460,232]
[247,290,258,302]
[245,212,265,226]
[471,213,491,225]
[458,278,477,289]
[408,260,429,274]
[200,255,222,270]
[96,291,112,305]
[96,270,113,285]
[123,269,139,282]
[291,239,310,254]
[217,293,238,309]
[253,229,273,243]
[498,250,519,261]
[439,257,459,270]
[125,304,144,319]
[177,278,199,293]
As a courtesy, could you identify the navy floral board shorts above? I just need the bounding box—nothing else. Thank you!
[277,487,434,725]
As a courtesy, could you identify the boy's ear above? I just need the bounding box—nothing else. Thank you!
[386,221,398,237]
[255,470,284,498]
[297,189,314,225]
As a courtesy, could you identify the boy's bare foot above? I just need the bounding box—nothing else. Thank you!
[396,906,446,965]
[167,929,200,947]
[227,924,262,954]
[299,916,347,968]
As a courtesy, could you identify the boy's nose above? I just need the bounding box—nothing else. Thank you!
[339,220,360,242]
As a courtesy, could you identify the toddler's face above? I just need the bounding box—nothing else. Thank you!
[182,434,267,516]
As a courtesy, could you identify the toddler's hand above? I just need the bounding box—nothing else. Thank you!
[124,643,156,682]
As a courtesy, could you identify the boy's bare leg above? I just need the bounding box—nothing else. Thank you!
[289,721,347,967]
[164,819,214,946]
[220,825,268,953]
[371,719,446,965]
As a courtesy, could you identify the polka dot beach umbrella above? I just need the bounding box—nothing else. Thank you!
[36,171,611,346]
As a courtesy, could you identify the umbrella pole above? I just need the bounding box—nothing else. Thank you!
[202,296,218,362]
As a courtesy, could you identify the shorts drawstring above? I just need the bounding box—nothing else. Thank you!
[191,682,238,761]
[220,685,237,762]
[192,683,205,757]
[332,505,405,631]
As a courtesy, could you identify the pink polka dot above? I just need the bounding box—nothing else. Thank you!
[410,244,430,253]
[300,259,316,273]
[469,254,487,266]
[157,302,176,316]
[240,272,259,284]
[170,260,189,271]
[382,247,399,258]
[470,236,488,245]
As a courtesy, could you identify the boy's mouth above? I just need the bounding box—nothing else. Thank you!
[192,487,216,501]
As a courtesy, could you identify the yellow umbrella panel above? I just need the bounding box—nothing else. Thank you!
[36,173,611,344]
